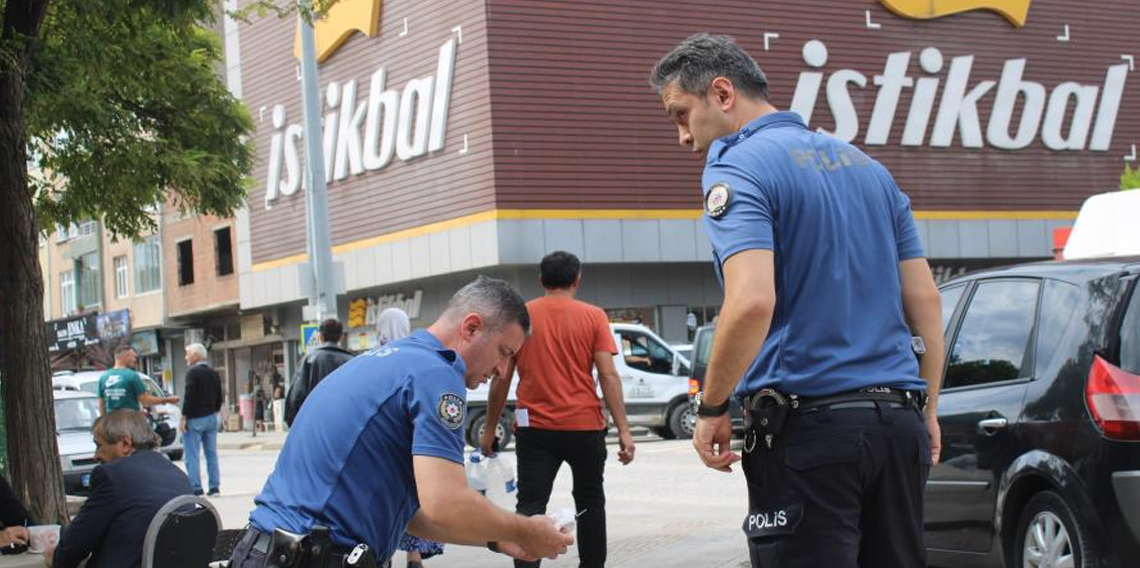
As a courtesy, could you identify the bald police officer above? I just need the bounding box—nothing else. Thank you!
[651,34,945,568]
[229,277,574,567]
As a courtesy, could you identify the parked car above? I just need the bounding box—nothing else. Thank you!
[686,323,745,431]
[52,370,183,461]
[54,390,101,495]
[926,256,1140,568]
[465,323,694,447]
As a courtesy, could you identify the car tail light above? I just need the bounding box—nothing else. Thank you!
[1086,355,1140,440]
[688,378,700,397]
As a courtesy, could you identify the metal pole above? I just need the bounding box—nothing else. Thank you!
[298,5,336,323]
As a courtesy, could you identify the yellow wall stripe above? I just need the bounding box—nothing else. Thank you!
[251,208,1078,272]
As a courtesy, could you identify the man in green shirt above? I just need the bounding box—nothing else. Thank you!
[98,346,179,414]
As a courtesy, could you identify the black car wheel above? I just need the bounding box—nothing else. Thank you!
[466,411,513,450]
[667,400,696,439]
[1014,491,1099,568]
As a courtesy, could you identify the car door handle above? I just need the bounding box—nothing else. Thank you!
[977,417,1008,435]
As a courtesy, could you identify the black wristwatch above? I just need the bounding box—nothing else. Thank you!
[695,391,731,417]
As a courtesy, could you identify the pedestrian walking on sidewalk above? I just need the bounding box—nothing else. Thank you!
[482,251,636,568]
[181,342,223,496]
[651,33,945,568]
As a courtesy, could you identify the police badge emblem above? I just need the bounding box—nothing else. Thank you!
[705,182,732,218]
[438,393,465,430]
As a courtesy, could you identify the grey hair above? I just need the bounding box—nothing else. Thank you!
[443,276,530,334]
[650,33,769,100]
[95,410,159,450]
[186,343,208,361]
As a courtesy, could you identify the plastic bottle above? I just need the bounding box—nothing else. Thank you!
[465,450,488,495]
[481,452,518,508]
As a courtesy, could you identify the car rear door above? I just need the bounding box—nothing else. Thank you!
[925,278,1040,553]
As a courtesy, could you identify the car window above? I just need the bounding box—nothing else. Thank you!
[80,382,98,395]
[945,279,1040,389]
[1121,282,1140,375]
[618,330,674,375]
[1035,280,1082,375]
[940,284,967,333]
[695,329,715,368]
[141,376,164,398]
[55,398,100,432]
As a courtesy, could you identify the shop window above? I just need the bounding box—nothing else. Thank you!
[616,329,674,375]
[177,239,195,286]
[215,227,234,276]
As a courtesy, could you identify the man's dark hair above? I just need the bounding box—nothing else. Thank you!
[650,33,769,100]
[444,276,531,334]
[540,251,582,290]
[319,318,344,343]
[113,344,136,358]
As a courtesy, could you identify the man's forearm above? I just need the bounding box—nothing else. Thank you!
[485,372,512,426]
[598,372,630,433]
[411,489,530,545]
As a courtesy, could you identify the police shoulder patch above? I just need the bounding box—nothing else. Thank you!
[437,393,465,430]
[705,182,732,218]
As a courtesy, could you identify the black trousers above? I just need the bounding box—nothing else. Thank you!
[514,428,608,568]
[742,402,931,568]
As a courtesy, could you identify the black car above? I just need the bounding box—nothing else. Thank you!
[926,256,1140,568]
[687,323,745,430]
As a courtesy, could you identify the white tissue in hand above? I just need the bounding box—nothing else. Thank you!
[550,507,577,533]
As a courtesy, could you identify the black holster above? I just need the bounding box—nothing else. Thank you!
[744,389,797,451]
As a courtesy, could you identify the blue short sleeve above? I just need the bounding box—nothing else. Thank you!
[701,161,775,263]
[888,177,925,260]
[407,369,466,464]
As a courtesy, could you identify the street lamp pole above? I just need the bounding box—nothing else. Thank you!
[297,4,336,324]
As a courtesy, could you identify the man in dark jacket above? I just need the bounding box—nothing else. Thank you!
[181,342,224,496]
[45,410,193,568]
[285,318,354,426]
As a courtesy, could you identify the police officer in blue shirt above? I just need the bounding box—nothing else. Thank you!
[651,35,945,568]
[229,277,574,568]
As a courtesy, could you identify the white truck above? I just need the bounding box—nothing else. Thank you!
[463,323,694,448]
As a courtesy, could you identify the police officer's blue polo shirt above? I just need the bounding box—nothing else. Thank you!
[249,330,468,558]
[701,111,927,399]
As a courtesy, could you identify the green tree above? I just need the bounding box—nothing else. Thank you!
[1,0,252,522]
[1121,163,1140,191]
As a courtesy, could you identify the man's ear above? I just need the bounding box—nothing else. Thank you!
[461,313,485,339]
[709,77,735,110]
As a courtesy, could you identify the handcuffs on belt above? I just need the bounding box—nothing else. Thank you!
[264,526,379,568]
[742,388,798,453]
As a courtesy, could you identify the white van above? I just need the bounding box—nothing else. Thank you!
[464,323,693,448]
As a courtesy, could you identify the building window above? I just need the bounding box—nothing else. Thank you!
[133,235,161,293]
[215,227,234,276]
[60,270,76,315]
[113,256,129,299]
[177,239,195,286]
[76,252,101,311]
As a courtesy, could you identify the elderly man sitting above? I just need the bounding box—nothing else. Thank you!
[45,410,193,568]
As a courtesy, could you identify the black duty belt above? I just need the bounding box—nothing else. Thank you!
[244,527,382,568]
[742,387,927,451]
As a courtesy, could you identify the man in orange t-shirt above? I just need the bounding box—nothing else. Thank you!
[482,251,635,568]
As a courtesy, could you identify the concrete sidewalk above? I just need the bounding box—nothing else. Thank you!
[216,429,289,451]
